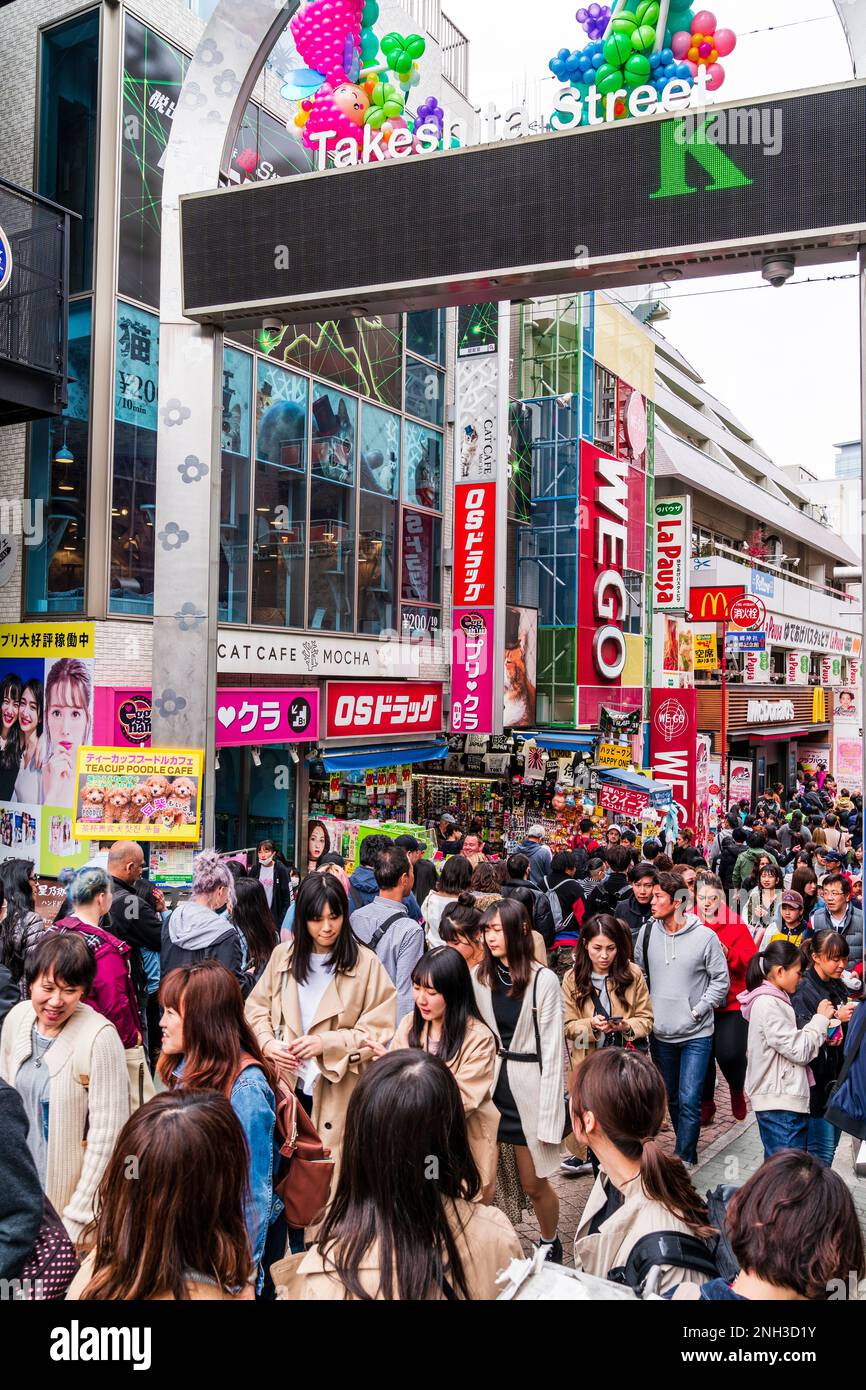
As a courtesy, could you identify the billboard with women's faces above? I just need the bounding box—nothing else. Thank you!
[0,624,95,875]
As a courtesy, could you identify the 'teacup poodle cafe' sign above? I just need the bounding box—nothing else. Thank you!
[73,748,204,843]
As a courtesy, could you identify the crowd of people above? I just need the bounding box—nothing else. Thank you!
[0,779,864,1302]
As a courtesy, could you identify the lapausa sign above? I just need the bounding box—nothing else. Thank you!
[652,497,689,612]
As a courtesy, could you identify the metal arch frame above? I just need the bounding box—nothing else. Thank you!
[833,0,866,77]
[153,1,299,846]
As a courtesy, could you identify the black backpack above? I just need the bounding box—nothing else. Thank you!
[607,1184,740,1292]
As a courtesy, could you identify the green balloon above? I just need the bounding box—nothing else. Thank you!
[636,0,661,23]
[597,70,625,94]
[624,52,652,84]
[594,62,619,86]
[604,32,633,66]
[631,23,657,51]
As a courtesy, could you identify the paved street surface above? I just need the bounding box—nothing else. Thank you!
[515,1066,866,1287]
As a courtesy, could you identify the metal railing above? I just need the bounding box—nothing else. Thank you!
[405,0,470,96]
[0,178,70,381]
[691,536,858,605]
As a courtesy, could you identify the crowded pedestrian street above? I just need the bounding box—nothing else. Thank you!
[0,0,865,1362]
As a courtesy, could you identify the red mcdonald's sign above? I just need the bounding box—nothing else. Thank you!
[688,585,746,623]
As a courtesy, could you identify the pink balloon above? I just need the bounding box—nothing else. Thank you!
[713,27,737,56]
[691,11,717,34]
[684,59,698,76]
[671,30,691,58]
[705,60,725,90]
[698,40,712,57]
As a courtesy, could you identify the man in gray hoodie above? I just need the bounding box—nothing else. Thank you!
[635,872,729,1166]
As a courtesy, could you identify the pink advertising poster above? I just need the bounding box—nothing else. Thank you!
[833,731,863,795]
[451,609,495,734]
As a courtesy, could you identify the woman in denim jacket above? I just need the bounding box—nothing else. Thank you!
[158,960,280,1294]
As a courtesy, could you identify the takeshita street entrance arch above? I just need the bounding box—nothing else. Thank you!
[154,0,866,842]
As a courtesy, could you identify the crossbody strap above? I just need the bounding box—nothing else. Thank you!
[369,912,407,951]
[530,969,542,1075]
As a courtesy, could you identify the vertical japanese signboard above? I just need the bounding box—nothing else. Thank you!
[649,687,698,830]
[451,304,509,735]
[651,497,690,613]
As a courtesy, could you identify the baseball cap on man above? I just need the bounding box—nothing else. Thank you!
[394,834,423,853]
[822,850,846,866]
[438,813,457,825]
[781,890,803,910]
[527,825,546,840]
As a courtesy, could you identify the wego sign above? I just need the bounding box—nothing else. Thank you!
[579,444,631,686]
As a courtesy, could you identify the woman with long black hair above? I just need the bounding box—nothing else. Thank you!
[271,1050,521,1300]
[245,872,396,1232]
[0,673,22,802]
[0,858,43,993]
[571,1049,716,1295]
[472,898,565,1262]
[382,946,499,1195]
[562,914,653,1069]
[231,875,279,986]
[11,679,43,805]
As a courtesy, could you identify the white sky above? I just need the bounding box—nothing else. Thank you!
[443,0,860,478]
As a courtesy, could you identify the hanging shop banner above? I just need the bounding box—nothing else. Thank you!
[578,443,633,689]
[846,658,860,688]
[326,681,442,738]
[600,781,649,818]
[833,728,862,795]
[114,302,159,431]
[743,648,772,684]
[649,687,698,830]
[693,632,717,671]
[0,623,96,878]
[763,615,861,658]
[695,734,712,849]
[599,705,641,738]
[451,610,495,735]
[504,606,537,731]
[454,482,497,605]
[821,654,844,687]
[834,685,861,722]
[217,687,319,746]
[73,747,203,842]
[597,743,631,769]
[728,758,754,809]
[651,497,690,612]
[452,303,508,735]
[787,650,810,686]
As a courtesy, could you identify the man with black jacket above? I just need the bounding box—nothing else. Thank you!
[501,852,555,944]
[584,845,632,918]
[616,862,658,946]
[106,839,163,1050]
[718,827,747,893]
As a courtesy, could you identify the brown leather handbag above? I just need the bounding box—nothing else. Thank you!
[273,1079,335,1229]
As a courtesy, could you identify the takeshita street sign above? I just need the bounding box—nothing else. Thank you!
[180,81,866,325]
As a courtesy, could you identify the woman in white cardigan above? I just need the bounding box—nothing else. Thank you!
[472,898,565,1262]
[0,932,129,1243]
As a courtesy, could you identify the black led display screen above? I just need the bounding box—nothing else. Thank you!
[181,82,866,323]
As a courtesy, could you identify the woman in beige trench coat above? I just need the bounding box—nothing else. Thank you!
[245,874,396,1236]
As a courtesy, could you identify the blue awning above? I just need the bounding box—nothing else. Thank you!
[520,734,597,752]
[598,767,673,807]
[309,741,448,773]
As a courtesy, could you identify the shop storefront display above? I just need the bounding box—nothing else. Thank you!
[307,817,434,875]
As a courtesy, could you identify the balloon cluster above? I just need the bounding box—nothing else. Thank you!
[360,0,379,67]
[576,4,611,40]
[290,0,363,83]
[380,31,426,77]
[415,95,445,138]
[646,48,698,94]
[670,10,736,91]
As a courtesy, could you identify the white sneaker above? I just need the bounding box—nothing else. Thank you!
[560,1155,594,1176]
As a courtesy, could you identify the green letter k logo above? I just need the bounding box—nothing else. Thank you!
[650,117,754,199]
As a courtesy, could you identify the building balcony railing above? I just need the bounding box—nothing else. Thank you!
[691,536,858,605]
[405,0,470,96]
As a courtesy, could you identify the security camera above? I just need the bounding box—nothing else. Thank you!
[556,394,571,409]
[761,255,795,288]
[262,316,284,334]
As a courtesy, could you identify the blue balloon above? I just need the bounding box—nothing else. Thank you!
[677,62,693,79]
[592,51,604,67]
[663,62,676,78]
[660,47,674,65]
[558,47,570,59]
